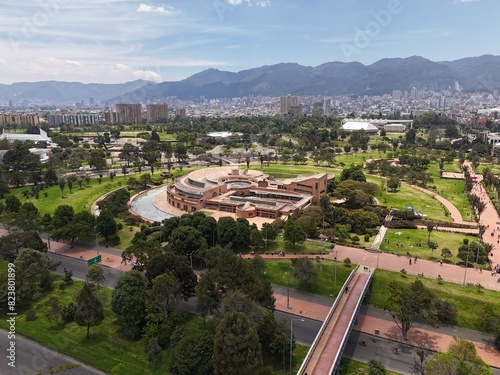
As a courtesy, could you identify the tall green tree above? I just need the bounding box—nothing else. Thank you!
[386,279,437,341]
[169,331,215,375]
[168,226,207,256]
[52,205,74,228]
[145,272,183,346]
[141,140,161,173]
[86,265,105,288]
[111,271,149,338]
[292,257,318,288]
[217,217,237,247]
[13,248,49,303]
[283,218,306,247]
[88,149,107,171]
[145,251,197,300]
[75,283,104,339]
[425,337,492,375]
[96,209,118,245]
[15,202,40,232]
[213,311,262,375]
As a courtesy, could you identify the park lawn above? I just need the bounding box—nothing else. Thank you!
[379,228,476,262]
[263,259,354,298]
[366,175,449,222]
[4,170,179,217]
[339,357,401,375]
[365,269,500,332]
[476,163,500,175]
[0,277,214,375]
[258,164,335,177]
[114,220,141,250]
[253,237,338,256]
[425,162,473,221]
[7,176,131,216]
[335,150,388,166]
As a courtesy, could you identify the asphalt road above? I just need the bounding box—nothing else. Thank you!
[48,253,123,289]
[0,330,105,375]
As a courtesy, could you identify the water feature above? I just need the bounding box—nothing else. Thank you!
[130,185,174,222]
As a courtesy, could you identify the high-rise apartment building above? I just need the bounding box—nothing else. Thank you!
[175,108,187,118]
[0,113,40,127]
[280,94,302,115]
[115,104,142,124]
[146,104,169,122]
[323,97,332,115]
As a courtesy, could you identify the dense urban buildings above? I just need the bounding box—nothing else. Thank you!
[1,87,500,129]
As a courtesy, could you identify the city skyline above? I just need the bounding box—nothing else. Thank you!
[0,0,498,84]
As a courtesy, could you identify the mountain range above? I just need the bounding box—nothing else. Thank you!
[2,55,500,105]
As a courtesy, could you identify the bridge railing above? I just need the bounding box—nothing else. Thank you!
[297,265,359,375]
[328,271,373,375]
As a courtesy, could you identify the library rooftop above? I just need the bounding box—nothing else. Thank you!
[164,166,329,221]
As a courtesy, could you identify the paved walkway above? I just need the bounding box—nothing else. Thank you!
[464,161,500,268]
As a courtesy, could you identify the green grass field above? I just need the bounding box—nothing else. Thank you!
[0,277,175,374]
[379,228,476,262]
[8,176,131,216]
[426,162,473,221]
[366,175,449,221]
[476,163,500,175]
[263,258,354,297]
[365,269,499,332]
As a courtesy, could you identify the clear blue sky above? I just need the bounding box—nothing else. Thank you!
[0,0,498,84]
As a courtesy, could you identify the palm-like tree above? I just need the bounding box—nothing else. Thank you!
[426,221,435,245]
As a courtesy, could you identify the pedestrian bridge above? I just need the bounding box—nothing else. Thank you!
[297,266,373,375]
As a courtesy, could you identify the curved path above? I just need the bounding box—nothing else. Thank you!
[400,181,477,226]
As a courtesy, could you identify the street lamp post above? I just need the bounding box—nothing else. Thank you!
[334,249,338,296]
[287,266,291,309]
[462,242,470,287]
[290,318,304,375]
[265,224,268,253]
[95,231,100,255]
[189,251,194,269]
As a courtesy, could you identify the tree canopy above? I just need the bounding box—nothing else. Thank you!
[386,279,437,340]
[425,337,492,375]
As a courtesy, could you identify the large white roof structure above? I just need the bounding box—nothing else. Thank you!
[341,121,379,133]
[0,128,56,146]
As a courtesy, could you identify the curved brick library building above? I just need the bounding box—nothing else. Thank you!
[165,166,328,220]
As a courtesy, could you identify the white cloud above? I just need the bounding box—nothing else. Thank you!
[226,0,270,7]
[65,60,82,66]
[133,70,162,82]
[136,3,177,14]
[455,0,479,3]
